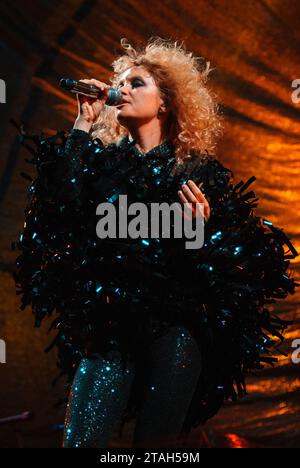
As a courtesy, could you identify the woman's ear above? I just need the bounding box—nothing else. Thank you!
[158,103,169,114]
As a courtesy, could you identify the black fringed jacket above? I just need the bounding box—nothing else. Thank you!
[13,126,299,435]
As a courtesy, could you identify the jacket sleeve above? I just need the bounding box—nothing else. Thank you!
[35,128,104,203]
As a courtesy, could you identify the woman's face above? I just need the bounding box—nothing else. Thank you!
[114,66,166,127]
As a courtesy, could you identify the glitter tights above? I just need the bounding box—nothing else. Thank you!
[63,325,202,448]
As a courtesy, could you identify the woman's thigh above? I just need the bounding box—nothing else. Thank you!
[133,325,202,447]
[63,349,135,448]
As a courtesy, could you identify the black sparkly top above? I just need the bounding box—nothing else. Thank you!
[12,124,299,435]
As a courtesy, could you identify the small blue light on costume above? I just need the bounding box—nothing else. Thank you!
[211,231,222,241]
[107,192,119,203]
[141,239,150,247]
[116,255,122,259]
[105,366,111,371]
[283,274,289,280]
[80,367,86,374]
[234,246,242,255]
[263,219,273,226]
[217,386,224,390]
[67,428,72,434]
[153,167,161,175]
[19,233,23,242]
[208,266,214,271]
[96,285,103,293]
[83,168,88,172]
[150,386,155,391]
[32,232,37,239]
[70,178,77,183]
[256,252,262,256]
[111,388,115,393]
[114,287,121,295]
[155,179,161,185]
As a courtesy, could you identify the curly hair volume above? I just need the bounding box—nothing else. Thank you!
[91,36,223,162]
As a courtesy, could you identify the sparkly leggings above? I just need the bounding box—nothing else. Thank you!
[63,325,202,448]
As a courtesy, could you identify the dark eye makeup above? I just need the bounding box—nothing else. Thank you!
[116,77,145,89]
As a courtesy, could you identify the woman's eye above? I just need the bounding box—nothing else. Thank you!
[116,79,144,90]
[132,80,143,88]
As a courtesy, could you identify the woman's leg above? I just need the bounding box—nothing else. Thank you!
[63,349,135,448]
[133,325,202,448]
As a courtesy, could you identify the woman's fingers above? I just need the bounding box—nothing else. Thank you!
[187,180,206,200]
[181,184,198,204]
[186,180,210,221]
[177,190,194,221]
[178,180,210,222]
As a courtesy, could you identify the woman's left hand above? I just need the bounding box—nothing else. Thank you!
[178,180,211,222]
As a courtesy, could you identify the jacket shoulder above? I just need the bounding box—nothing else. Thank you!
[172,151,233,183]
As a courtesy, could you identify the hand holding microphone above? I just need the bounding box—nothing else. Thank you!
[59,78,123,133]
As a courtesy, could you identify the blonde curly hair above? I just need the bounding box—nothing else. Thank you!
[91,36,223,162]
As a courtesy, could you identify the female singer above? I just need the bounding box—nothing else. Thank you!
[14,37,298,448]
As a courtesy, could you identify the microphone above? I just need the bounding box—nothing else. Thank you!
[59,78,123,106]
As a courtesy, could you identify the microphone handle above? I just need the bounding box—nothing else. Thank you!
[59,78,122,106]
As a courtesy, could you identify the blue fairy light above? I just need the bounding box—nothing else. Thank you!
[95,284,103,294]
[32,232,37,239]
[70,178,77,183]
[234,246,242,255]
[19,233,23,242]
[208,266,214,271]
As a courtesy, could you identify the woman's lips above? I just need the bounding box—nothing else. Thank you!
[117,102,129,108]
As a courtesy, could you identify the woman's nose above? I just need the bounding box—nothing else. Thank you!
[120,86,129,96]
